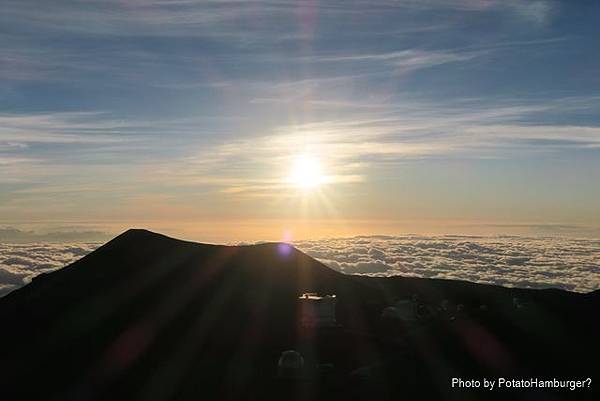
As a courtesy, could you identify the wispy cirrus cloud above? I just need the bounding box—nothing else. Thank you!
[0,112,132,144]
[138,94,600,197]
[1,0,598,234]
[0,0,560,87]
[313,49,482,69]
[0,1,557,37]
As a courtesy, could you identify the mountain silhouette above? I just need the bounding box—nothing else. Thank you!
[0,229,597,401]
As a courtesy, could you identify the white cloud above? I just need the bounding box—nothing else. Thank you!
[0,242,99,296]
[294,235,600,293]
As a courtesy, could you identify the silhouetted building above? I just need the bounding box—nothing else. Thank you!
[298,293,337,327]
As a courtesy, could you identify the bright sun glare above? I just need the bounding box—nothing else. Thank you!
[289,155,324,190]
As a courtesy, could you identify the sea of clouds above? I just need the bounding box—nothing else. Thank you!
[294,236,600,293]
[0,243,99,297]
[1,236,599,297]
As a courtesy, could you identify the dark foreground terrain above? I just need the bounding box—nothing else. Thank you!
[0,229,597,400]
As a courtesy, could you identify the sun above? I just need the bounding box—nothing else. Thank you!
[288,155,324,189]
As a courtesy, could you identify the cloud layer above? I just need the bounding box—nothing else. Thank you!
[295,236,600,293]
[1,236,599,297]
[0,243,99,297]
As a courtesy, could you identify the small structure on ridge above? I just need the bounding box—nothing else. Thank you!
[298,293,337,327]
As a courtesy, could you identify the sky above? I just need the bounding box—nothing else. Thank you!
[1,0,600,242]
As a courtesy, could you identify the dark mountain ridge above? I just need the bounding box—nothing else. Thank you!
[0,229,597,401]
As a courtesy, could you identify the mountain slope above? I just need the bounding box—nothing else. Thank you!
[0,230,379,400]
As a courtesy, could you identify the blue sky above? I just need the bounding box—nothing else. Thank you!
[1,0,600,241]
